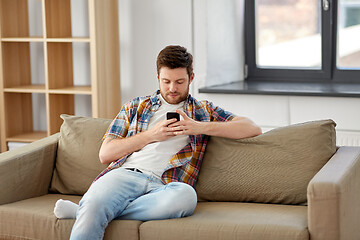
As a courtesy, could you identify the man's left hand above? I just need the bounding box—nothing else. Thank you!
[167,110,201,136]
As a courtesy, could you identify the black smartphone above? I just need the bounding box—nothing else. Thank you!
[166,112,180,122]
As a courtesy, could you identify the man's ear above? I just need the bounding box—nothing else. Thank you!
[189,73,195,84]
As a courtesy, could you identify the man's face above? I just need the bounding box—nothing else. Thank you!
[158,67,194,104]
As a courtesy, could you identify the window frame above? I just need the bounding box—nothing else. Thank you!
[245,0,360,83]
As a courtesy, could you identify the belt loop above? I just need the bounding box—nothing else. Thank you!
[125,168,143,173]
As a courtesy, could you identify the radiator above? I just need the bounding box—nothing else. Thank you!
[336,131,360,146]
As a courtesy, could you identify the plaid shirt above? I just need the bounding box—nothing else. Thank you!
[95,91,235,187]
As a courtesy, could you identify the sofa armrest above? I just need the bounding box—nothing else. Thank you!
[307,146,360,240]
[0,133,60,205]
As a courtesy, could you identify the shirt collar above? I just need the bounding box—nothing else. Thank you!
[150,90,162,106]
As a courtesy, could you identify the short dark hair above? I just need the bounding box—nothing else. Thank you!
[156,45,193,77]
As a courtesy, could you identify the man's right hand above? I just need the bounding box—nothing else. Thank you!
[99,118,180,165]
[146,118,179,142]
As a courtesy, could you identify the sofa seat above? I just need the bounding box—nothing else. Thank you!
[0,194,142,240]
[0,193,308,240]
[140,202,308,240]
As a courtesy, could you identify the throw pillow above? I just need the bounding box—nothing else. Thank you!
[196,119,337,205]
[50,114,112,195]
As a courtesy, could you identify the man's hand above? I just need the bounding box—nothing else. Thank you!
[99,118,180,164]
[167,110,202,136]
[147,118,180,142]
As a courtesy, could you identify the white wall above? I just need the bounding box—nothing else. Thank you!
[196,93,360,146]
[205,0,244,87]
[118,0,193,104]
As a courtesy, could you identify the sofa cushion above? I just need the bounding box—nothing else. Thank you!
[196,119,337,205]
[140,202,308,240]
[50,114,112,195]
[0,194,142,240]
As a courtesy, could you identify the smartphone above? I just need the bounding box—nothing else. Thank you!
[166,112,180,122]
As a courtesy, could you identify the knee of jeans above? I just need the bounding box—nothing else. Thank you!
[169,182,197,200]
[78,196,115,221]
[164,182,197,214]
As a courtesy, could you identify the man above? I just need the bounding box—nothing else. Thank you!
[54,45,262,240]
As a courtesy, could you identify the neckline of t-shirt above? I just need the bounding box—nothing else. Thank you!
[158,93,185,108]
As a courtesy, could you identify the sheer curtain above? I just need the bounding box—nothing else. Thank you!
[205,0,245,87]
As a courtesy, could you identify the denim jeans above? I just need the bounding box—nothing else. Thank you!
[70,168,197,240]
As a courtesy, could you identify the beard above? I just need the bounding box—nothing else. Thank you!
[160,86,189,104]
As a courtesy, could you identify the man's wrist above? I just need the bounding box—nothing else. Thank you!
[140,130,154,145]
[199,121,211,136]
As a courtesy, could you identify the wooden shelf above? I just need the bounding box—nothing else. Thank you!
[49,86,92,95]
[0,0,121,152]
[1,37,90,43]
[1,37,44,42]
[3,85,91,94]
[4,85,46,93]
[7,131,48,143]
[46,38,90,43]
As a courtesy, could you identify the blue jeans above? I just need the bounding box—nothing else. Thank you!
[70,168,197,240]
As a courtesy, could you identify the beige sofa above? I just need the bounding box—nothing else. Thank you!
[1,115,360,240]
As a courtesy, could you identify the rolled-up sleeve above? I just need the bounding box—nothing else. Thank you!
[206,101,235,122]
[103,104,130,140]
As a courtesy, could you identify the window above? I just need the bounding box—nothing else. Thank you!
[245,0,360,83]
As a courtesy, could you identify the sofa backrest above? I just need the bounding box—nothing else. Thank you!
[196,119,337,205]
[49,115,337,206]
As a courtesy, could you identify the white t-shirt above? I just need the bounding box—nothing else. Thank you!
[121,94,190,179]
